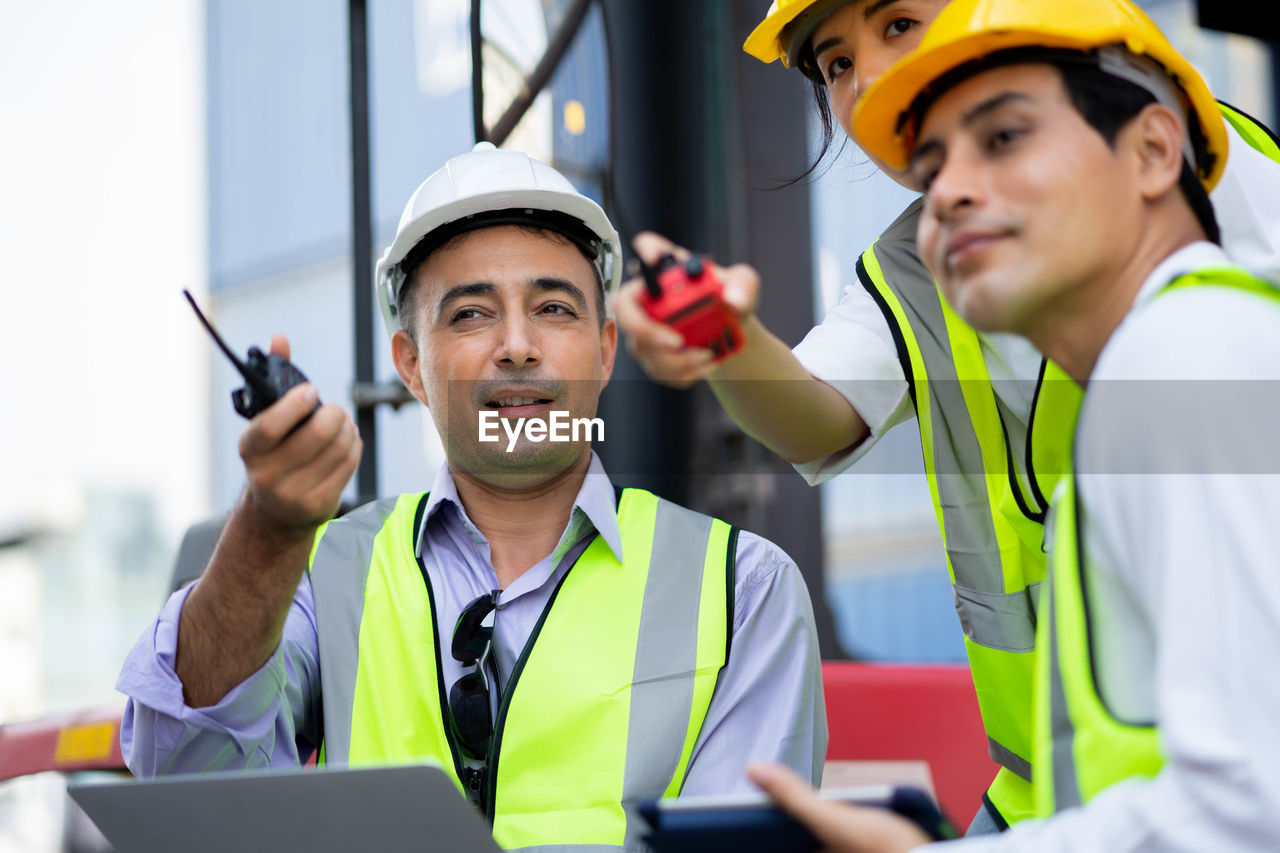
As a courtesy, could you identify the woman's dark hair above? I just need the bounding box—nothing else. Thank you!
[784,39,852,185]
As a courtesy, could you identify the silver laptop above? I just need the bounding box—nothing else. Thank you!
[69,763,502,853]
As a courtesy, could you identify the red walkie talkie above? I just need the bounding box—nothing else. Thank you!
[637,253,744,362]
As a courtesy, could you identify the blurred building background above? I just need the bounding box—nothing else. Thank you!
[0,0,1275,812]
[0,0,207,728]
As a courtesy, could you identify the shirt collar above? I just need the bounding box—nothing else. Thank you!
[415,450,624,564]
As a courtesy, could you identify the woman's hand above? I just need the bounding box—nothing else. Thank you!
[613,231,759,387]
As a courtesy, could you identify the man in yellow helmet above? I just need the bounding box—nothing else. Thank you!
[746,0,1280,850]
[616,0,1280,834]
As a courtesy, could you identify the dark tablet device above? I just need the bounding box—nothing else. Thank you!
[638,784,958,853]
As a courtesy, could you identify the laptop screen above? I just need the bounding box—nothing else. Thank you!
[69,763,501,853]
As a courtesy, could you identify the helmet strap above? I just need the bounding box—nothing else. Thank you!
[1095,46,1196,168]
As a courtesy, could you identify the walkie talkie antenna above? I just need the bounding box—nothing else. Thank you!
[183,289,271,395]
[635,254,663,300]
[184,290,246,370]
[182,288,318,422]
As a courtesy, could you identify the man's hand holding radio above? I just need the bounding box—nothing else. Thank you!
[238,335,363,537]
[176,334,361,709]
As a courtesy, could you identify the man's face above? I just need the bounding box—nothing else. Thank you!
[912,64,1143,335]
[811,0,949,179]
[392,225,617,490]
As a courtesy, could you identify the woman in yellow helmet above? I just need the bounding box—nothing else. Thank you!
[740,1,1280,850]
[613,0,1280,839]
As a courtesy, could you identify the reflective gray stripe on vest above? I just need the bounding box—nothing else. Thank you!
[988,735,1033,783]
[872,204,1005,597]
[869,204,1029,609]
[1045,564,1082,811]
[309,496,401,765]
[954,582,1041,654]
[620,499,717,851]
[870,206,1039,782]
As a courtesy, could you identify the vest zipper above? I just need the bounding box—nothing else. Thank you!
[481,561,581,823]
[1023,358,1053,516]
[410,495,468,788]
[464,766,488,813]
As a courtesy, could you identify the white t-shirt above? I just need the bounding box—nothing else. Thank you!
[792,119,1280,482]
[937,244,1280,851]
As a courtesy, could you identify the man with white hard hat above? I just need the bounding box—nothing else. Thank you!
[118,142,826,851]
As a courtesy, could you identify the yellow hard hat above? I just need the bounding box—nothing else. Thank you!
[744,0,855,68]
[852,0,1228,191]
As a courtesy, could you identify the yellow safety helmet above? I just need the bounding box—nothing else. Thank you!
[852,0,1228,191]
[744,0,857,68]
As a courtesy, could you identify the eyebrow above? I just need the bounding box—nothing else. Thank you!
[811,0,900,62]
[435,282,496,320]
[909,91,1035,170]
[862,0,900,21]
[434,278,589,320]
[532,277,588,308]
[960,91,1034,127]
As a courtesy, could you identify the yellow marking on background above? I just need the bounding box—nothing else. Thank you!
[54,722,115,764]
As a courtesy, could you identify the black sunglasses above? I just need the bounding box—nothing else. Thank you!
[448,591,498,760]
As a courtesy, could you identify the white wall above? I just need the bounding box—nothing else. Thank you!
[0,0,207,719]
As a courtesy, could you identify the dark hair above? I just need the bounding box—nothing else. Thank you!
[1056,60,1220,246]
[397,224,607,342]
[785,39,851,185]
[905,48,1220,244]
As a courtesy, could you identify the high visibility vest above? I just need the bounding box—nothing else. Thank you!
[857,211,1072,824]
[857,104,1280,825]
[307,487,736,851]
[1034,267,1279,816]
[1220,101,1280,164]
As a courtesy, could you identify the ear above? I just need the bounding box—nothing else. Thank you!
[391,329,430,408]
[599,317,618,389]
[1128,102,1186,201]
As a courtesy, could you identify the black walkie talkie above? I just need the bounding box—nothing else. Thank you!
[183,289,319,423]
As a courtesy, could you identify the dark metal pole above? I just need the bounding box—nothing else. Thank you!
[597,0,845,658]
[348,0,378,504]
[596,0,692,506]
[718,2,845,660]
[470,0,485,142]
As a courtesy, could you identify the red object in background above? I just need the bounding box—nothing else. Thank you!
[0,704,319,781]
[821,662,999,827]
[0,704,126,782]
[638,253,743,361]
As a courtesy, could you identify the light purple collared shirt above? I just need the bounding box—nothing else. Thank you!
[117,453,827,792]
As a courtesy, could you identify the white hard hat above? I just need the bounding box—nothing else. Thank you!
[376,142,622,336]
